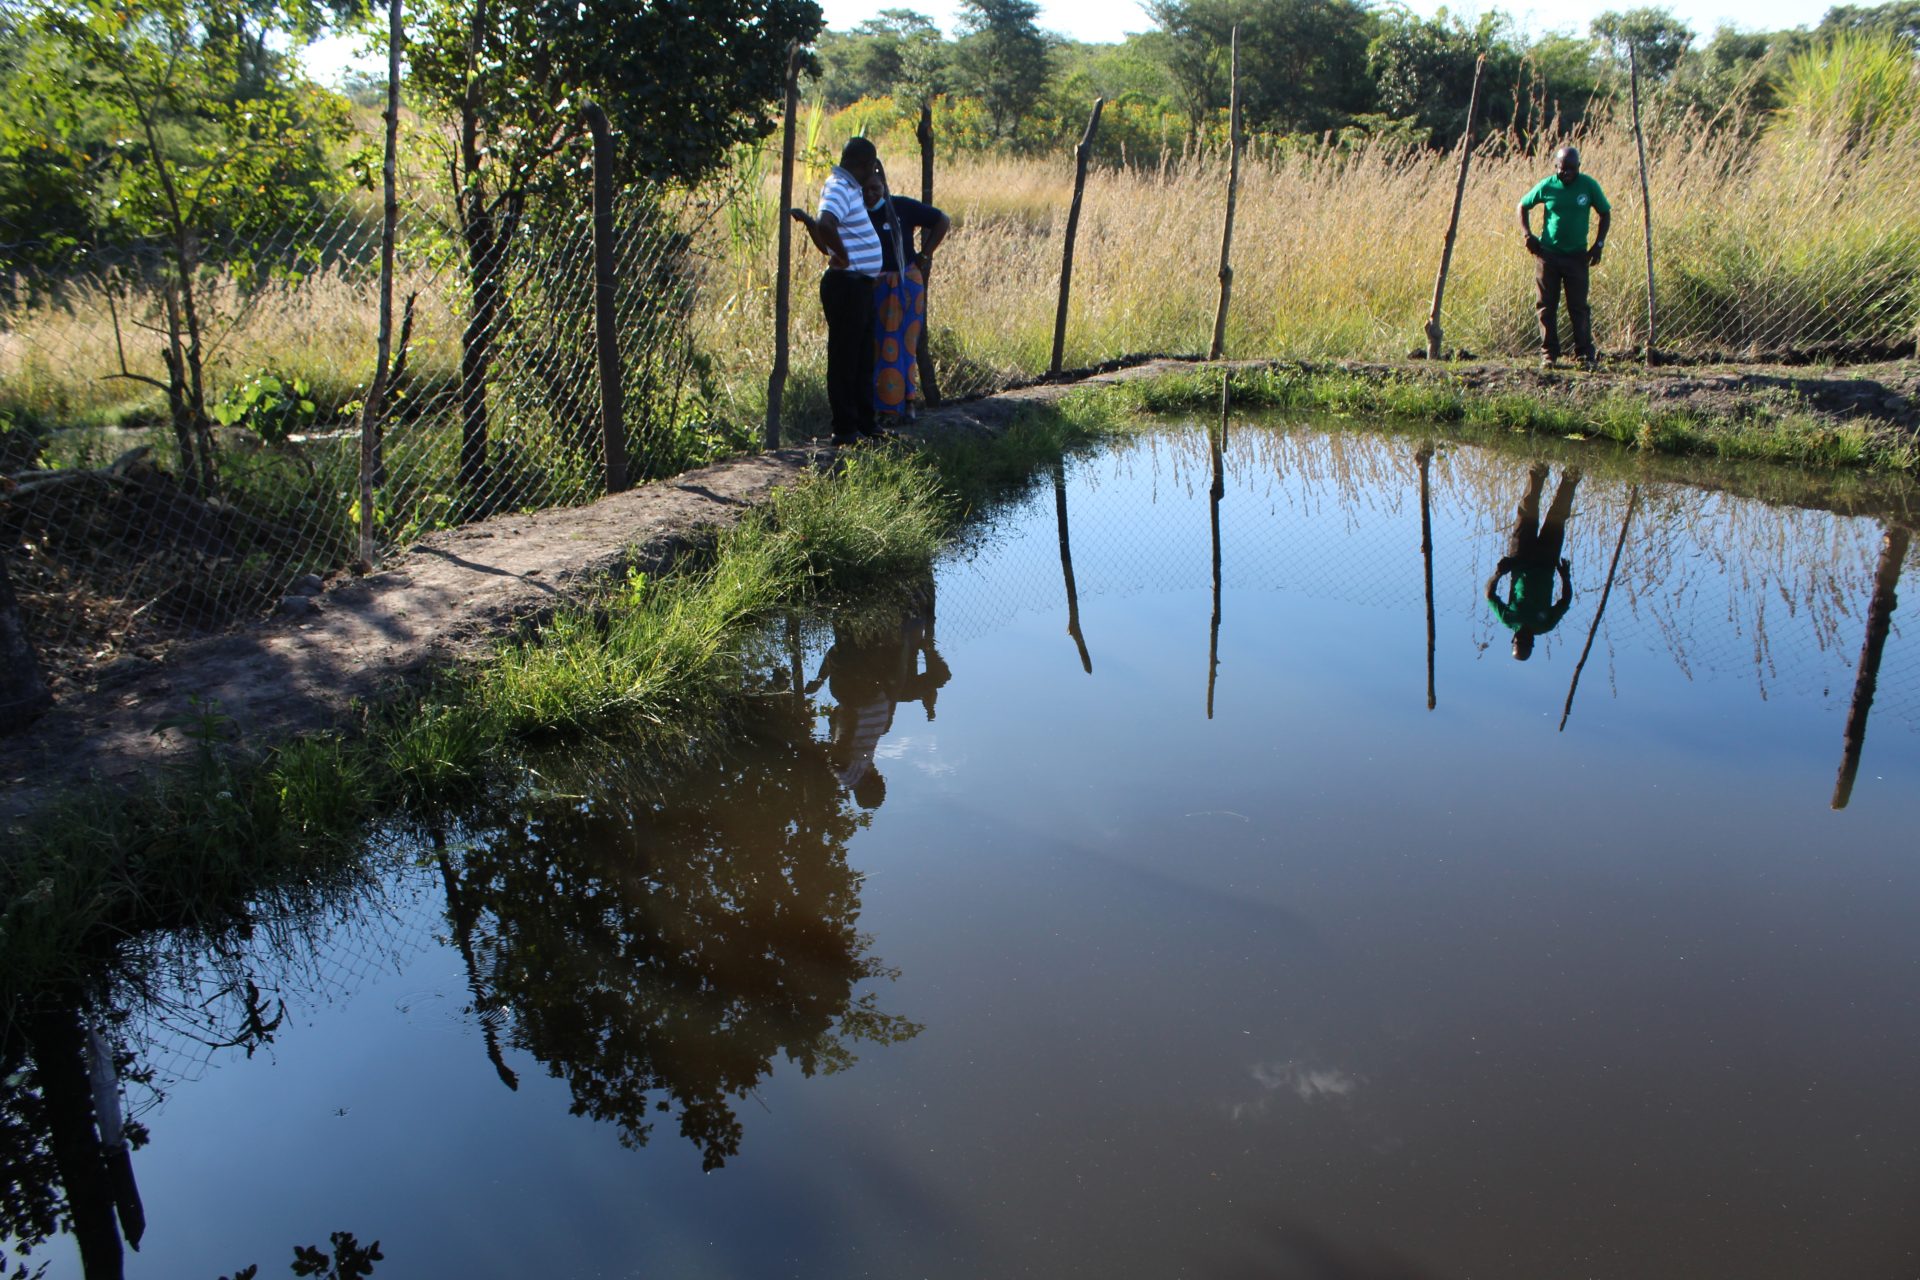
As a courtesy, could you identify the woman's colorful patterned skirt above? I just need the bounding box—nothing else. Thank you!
[871,263,926,418]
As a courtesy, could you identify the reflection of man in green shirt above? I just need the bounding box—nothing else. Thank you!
[1519,146,1611,370]
[1486,463,1581,661]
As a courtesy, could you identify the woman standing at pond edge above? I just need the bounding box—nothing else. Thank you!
[864,166,949,424]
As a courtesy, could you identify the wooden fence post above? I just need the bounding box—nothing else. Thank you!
[1209,26,1242,361]
[1423,54,1486,362]
[915,99,941,406]
[764,42,802,449]
[585,103,628,492]
[1050,96,1105,377]
[1629,46,1657,365]
[356,0,402,569]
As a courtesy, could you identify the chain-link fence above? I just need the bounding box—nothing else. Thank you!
[6,86,1919,703]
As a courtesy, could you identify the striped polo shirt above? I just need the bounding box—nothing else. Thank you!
[818,166,883,276]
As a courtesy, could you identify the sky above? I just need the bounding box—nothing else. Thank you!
[302,0,1847,84]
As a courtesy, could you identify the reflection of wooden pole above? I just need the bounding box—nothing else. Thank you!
[435,838,520,1091]
[26,1005,125,1278]
[1050,97,1105,376]
[764,42,801,447]
[1423,55,1485,362]
[1207,383,1226,717]
[1832,525,1909,810]
[1559,485,1639,732]
[915,101,941,406]
[1053,458,1092,673]
[1417,443,1436,710]
[1630,46,1657,364]
[585,102,628,493]
[1208,25,1242,361]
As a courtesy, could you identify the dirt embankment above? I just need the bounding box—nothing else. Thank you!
[2,357,1913,826]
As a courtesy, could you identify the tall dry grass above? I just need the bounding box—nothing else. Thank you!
[699,100,1920,427]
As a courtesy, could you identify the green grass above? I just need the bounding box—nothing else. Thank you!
[0,443,954,1001]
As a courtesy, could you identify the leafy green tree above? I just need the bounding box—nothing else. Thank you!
[405,0,823,494]
[953,0,1051,140]
[1367,10,1527,144]
[1591,6,1695,81]
[1816,0,1920,48]
[12,0,356,491]
[1143,0,1378,140]
[814,9,948,105]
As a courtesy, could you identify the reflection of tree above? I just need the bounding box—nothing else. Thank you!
[445,698,921,1170]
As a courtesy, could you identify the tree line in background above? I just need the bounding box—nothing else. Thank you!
[812,0,1920,152]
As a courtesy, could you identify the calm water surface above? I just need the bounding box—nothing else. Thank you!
[10,421,1920,1279]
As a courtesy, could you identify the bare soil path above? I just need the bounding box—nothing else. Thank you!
[3,356,1913,825]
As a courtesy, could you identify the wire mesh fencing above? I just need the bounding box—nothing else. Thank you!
[1,176,725,695]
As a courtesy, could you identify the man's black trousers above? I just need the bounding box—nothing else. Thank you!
[820,269,876,437]
[1534,250,1595,361]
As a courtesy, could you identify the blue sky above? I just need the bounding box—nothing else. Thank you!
[302,0,1847,84]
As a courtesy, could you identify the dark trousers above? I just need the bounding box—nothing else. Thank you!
[820,270,876,436]
[1535,250,1594,360]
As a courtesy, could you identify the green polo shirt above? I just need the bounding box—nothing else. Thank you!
[1520,173,1610,255]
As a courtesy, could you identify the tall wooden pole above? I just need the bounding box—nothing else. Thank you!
[1050,96,1105,377]
[764,42,802,448]
[1208,25,1242,361]
[1630,46,1657,365]
[585,103,628,493]
[1424,55,1486,362]
[0,552,50,729]
[1832,524,1909,809]
[915,100,941,406]
[356,0,402,569]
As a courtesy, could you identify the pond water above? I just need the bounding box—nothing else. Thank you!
[9,419,1920,1280]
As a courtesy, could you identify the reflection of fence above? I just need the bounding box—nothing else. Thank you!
[931,424,1920,739]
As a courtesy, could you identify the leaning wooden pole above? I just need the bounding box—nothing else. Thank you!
[585,103,628,493]
[915,100,941,406]
[1630,46,1657,365]
[356,0,402,570]
[1208,25,1243,360]
[1423,54,1486,362]
[764,42,802,449]
[1050,96,1105,377]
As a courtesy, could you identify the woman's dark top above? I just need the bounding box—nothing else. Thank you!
[867,195,943,273]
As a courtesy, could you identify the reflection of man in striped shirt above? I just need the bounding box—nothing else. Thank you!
[790,138,887,446]
[806,582,951,810]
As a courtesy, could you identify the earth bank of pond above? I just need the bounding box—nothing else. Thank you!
[6,413,1919,1279]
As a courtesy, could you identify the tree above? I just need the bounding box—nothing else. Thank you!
[1368,10,1526,144]
[15,0,356,494]
[814,9,948,105]
[406,0,823,496]
[1817,0,1920,48]
[1591,7,1696,81]
[953,0,1050,140]
[1143,0,1378,140]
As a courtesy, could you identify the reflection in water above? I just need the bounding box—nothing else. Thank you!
[1417,442,1437,711]
[1832,524,1911,809]
[806,578,951,810]
[1559,485,1641,732]
[1208,408,1225,719]
[442,683,922,1171]
[1485,464,1581,662]
[1053,459,1093,674]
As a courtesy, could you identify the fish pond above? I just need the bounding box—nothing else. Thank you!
[7,416,1920,1280]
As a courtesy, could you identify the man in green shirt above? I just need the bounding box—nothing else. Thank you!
[1485,462,1581,661]
[1518,146,1611,370]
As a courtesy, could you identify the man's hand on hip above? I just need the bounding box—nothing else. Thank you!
[1587,241,1605,266]
[1524,233,1543,257]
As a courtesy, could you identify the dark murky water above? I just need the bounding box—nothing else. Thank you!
[10,421,1920,1279]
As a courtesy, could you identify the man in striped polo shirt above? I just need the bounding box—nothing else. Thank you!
[791,138,887,445]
